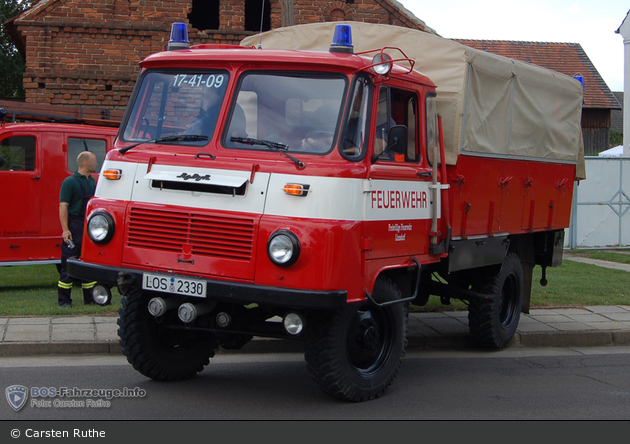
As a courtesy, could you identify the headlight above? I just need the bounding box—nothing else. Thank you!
[91,284,112,306]
[267,230,300,267]
[87,211,115,244]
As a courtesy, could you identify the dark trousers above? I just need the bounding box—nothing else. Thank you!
[58,216,95,306]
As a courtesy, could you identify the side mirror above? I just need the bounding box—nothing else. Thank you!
[371,125,408,163]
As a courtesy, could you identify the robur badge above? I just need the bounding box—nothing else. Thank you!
[177,172,211,181]
[6,385,28,411]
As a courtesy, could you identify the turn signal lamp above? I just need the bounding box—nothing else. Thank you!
[102,169,122,180]
[168,22,190,51]
[330,24,353,54]
[283,183,310,197]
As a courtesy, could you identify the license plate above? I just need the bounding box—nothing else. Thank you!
[142,273,206,298]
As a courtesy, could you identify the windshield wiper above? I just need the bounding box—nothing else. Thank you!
[230,137,305,169]
[119,134,209,155]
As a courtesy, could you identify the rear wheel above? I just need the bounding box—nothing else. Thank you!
[468,253,524,349]
[305,277,407,402]
[117,287,217,381]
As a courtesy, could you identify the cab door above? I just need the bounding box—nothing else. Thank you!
[364,85,436,260]
[38,131,110,260]
[0,131,42,262]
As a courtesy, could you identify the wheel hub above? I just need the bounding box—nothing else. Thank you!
[358,320,380,351]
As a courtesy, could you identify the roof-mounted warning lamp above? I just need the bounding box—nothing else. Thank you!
[573,73,585,91]
[573,73,585,105]
[330,24,353,54]
[168,22,190,51]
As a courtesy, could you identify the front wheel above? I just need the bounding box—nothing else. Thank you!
[468,253,524,349]
[305,278,407,402]
[117,287,217,381]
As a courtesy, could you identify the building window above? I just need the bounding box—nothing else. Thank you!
[245,0,271,32]
[189,0,220,31]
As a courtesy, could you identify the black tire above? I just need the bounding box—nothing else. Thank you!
[468,253,524,349]
[117,287,217,381]
[305,278,407,402]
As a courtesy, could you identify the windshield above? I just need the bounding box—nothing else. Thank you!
[122,70,229,143]
[224,73,346,154]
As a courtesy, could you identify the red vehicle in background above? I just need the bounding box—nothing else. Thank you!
[0,109,117,304]
[67,23,584,401]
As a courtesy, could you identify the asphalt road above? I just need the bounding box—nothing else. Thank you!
[2,347,630,421]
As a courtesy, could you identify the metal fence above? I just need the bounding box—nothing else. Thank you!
[566,157,630,249]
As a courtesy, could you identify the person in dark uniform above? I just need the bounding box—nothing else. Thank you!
[58,151,98,307]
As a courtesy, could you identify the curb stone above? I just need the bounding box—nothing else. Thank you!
[4,330,630,358]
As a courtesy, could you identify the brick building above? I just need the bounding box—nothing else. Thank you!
[454,40,621,155]
[4,0,433,112]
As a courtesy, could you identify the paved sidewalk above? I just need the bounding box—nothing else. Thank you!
[563,253,630,272]
[2,305,630,357]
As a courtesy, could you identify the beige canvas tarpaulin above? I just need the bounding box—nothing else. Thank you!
[241,22,585,180]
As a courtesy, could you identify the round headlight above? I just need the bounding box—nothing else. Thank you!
[267,230,300,267]
[91,284,112,306]
[87,211,115,244]
[372,53,393,75]
[283,312,305,335]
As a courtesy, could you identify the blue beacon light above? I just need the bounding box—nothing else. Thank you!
[168,22,190,51]
[573,73,585,105]
[330,24,354,54]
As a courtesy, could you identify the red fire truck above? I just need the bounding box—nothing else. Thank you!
[0,109,118,304]
[67,22,584,401]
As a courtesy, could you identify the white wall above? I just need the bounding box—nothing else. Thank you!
[566,157,630,249]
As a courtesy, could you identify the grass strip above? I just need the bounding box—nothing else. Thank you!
[1,258,628,317]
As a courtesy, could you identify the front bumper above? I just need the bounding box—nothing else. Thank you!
[67,258,348,310]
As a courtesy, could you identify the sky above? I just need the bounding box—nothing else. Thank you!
[400,0,628,92]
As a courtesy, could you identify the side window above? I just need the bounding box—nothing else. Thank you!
[406,96,418,162]
[426,92,439,165]
[67,138,107,172]
[341,74,371,159]
[0,136,36,171]
[374,86,420,162]
[374,86,390,157]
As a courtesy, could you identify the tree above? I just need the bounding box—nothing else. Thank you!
[1,0,32,99]
[610,129,623,148]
